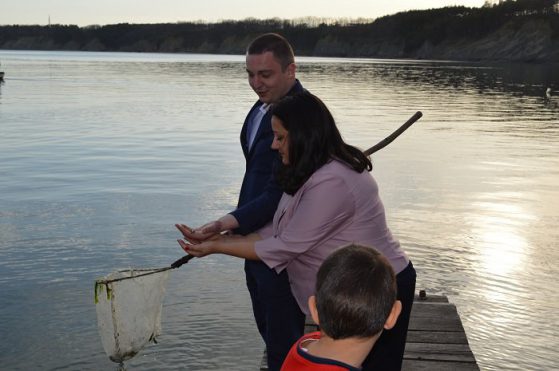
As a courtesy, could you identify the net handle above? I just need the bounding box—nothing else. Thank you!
[170,254,195,269]
[154,113,421,278]
[363,111,422,156]
[96,267,172,284]
[96,254,194,285]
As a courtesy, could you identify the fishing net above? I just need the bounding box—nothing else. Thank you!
[95,255,193,363]
[94,255,193,363]
[94,267,171,363]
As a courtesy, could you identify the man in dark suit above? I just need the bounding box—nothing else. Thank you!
[177,33,306,370]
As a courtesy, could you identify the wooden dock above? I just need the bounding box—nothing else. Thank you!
[261,292,479,370]
[403,293,478,370]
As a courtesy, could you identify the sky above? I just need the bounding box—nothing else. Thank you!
[0,0,485,27]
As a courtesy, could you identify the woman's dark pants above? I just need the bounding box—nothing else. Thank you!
[362,261,417,371]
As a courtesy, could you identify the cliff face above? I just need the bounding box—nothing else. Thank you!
[414,19,559,61]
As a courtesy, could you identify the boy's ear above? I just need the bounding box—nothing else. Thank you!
[384,300,402,330]
[308,296,320,325]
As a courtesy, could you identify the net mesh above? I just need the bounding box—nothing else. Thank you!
[94,268,170,363]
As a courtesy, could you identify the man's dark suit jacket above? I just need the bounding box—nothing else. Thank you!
[230,80,305,235]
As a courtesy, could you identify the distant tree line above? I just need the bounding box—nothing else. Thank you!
[1,0,558,61]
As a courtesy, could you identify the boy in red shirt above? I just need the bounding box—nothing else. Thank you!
[281,244,402,370]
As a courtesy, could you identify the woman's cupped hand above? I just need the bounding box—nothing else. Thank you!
[175,223,222,258]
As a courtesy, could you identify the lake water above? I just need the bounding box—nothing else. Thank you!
[0,50,558,371]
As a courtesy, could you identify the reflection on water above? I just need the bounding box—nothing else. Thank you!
[0,51,558,370]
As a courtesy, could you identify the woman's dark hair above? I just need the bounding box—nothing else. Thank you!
[272,91,372,195]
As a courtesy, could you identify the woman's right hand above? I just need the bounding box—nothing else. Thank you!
[175,215,239,242]
[175,223,216,243]
[177,238,216,258]
[178,232,261,260]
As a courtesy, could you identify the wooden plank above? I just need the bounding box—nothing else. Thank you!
[402,359,480,371]
[414,294,449,303]
[411,302,461,316]
[404,343,477,363]
[406,330,469,344]
[408,304,466,332]
[409,316,465,332]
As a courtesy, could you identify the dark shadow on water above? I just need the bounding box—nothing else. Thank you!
[298,60,559,100]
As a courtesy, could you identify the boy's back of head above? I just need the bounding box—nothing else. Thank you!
[315,243,397,340]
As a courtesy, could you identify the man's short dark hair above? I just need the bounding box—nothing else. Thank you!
[315,244,397,340]
[246,33,295,70]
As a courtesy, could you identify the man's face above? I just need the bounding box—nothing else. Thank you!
[246,51,295,104]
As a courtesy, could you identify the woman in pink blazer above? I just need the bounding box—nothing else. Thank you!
[177,91,416,371]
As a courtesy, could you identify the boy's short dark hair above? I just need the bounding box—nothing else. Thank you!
[246,33,295,70]
[315,244,397,340]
